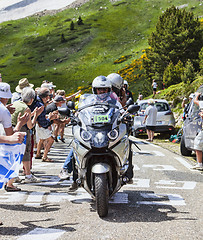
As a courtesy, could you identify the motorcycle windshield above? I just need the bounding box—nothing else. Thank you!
[78,94,121,148]
[78,93,120,126]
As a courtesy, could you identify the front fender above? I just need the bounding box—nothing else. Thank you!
[92,163,110,174]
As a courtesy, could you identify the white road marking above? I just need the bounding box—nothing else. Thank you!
[174,156,193,170]
[0,192,27,203]
[123,178,150,188]
[17,227,66,240]
[137,193,186,206]
[152,150,165,156]
[133,164,140,171]
[109,192,128,204]
[155,180,197,190]
[24,192,45,206]
[142,164,177,171]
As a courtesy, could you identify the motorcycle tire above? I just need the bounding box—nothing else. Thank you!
[95,173,109,218]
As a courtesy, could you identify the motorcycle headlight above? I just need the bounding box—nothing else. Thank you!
[81,130,92,141]
[107,129,119,141]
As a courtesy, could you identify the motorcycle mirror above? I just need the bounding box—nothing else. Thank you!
[67,101,75,110]
[127,104,140,114]
[58,107,71,116]
[126,98,134,107]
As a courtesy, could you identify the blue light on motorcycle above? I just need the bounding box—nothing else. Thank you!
[81,130,92,141]
[107,129,119,141]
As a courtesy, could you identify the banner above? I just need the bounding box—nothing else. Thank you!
[0,136,26,189]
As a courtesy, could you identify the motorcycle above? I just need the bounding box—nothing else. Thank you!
[67,93,139,217]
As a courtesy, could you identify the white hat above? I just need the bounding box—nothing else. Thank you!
[41,82,56,89]
[0,82,12,98]
[189,93,195,99]
[148,99,155,105]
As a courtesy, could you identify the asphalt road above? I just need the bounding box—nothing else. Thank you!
[0,127,202,240]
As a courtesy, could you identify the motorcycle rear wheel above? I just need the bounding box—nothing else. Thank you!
[95,173,109,217]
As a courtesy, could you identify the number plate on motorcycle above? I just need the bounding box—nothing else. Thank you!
[94,115,109,123]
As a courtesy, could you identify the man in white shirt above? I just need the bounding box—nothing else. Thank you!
[143,99,157,142]
[192,92,203,170]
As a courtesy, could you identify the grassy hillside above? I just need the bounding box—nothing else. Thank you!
[0,0,202,97]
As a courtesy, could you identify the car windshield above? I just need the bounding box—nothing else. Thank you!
[140,102,169,112]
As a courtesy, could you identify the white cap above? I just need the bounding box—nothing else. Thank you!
[189,93,195,99]
[41,82,56,89]
[0,82,12,99]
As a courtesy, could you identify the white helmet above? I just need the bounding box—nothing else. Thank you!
[92,75,112,94]
[124,80,128,86]
[107,73,124,90]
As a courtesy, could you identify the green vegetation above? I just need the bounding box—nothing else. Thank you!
[0,0,202,100]
[143,6,202,89]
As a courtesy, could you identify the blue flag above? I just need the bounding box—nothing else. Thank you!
[0,136,26,189]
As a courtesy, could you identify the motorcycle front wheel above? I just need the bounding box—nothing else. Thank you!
[95,173,109,217]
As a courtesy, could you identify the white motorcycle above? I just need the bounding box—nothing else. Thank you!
[68,94,139,217]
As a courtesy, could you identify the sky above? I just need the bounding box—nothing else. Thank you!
[0,0,77,23]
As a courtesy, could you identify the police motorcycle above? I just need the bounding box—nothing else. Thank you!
[67,79,139,217]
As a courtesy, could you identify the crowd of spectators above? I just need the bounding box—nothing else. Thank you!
[0,75,80,191]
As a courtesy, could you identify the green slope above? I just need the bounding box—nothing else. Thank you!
[0,0,202,95]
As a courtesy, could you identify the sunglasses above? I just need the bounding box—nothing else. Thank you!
[96,88,109,91]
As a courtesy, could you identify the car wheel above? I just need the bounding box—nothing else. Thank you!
[180,134,192,156]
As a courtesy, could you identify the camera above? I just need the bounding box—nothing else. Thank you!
[198,94,203,101]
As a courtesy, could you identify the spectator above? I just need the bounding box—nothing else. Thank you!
[152,79,157,98]
[11,78,34,103]
[46,95,70,143]
[136,93,143,105]
[41,82,56,100]
[192,92,203,170]
[124,80,134,101]
[0,131,26,225]
[182,93,195,120]
[11,87,44,183]
[143,99,157,142]
[0,82,29,191]
[30,87,58,162]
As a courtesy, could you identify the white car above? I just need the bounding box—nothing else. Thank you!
[132,99,175,136]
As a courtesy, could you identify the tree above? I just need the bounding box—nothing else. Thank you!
[77,16,84,25]
[163,61,184,87]
[181,59,196,84]
[70,21,75,30]
[60,33,66,43]
[199,47,203,75]
[143,6,203,84]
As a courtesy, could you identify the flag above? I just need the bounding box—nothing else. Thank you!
[0,136,26,189]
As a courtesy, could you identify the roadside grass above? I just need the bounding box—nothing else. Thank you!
[0,0,201,94]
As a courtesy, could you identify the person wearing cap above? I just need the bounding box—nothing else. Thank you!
[41,82,56,100]
[29,87,59,162]
[182,93,195,120]
[11,78,34,103]
[143,99,158,142]
[0,82,29,191]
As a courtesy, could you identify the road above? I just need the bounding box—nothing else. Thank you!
[0,127,202,240]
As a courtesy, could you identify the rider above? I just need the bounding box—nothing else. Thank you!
[107,73,127,107]
[59,76,123,190]
[107,73,134,182]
